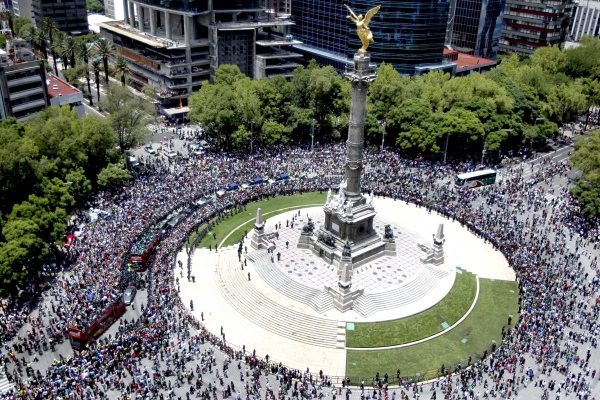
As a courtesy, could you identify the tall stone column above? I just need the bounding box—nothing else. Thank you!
[128,2,135,27]
[164,11,172,40]
[149,9,157,35]
[344,53,374,204]
[123,0,129,24]
[184,15,191,46]
[137,5,145,31]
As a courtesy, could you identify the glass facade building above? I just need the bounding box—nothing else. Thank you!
[447,0,505,58]
[499,0,574,55]
[291,0,451,75]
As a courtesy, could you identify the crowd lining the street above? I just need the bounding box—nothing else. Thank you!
[0,133,599,400]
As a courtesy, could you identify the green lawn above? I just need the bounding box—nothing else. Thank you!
[346,270,477,348]
[346,278,519,382]
[192,192,326,249]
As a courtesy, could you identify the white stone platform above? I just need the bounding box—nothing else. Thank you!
[176,197,514,376]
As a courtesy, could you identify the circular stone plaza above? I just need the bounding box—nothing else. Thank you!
[177,197,515,378]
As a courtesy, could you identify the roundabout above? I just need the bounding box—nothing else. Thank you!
[177,195,518,380]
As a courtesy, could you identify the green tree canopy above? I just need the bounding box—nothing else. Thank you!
[100,85,154,151]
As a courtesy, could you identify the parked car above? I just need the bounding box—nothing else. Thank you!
[144,145,156,154]
[127,156,140,169]
[72,224,85,238]
[163,149,177,159]
[123,286,137,305]
[64,234,76,248]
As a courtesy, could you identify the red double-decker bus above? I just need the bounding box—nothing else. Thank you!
[129,229,161,271]
[68,301,126,351]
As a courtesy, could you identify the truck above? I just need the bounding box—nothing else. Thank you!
[68,301,126,351]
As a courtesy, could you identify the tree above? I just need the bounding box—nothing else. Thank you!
[96,38,116,86]
[113,55,131,86]
[77,41,95,105]
[544,81,587,124]
[97,163,131,191]
[20,24,45,58]
[570,180,600,219]
[368,62,403,119]
[0,121,39,215]
[41,177,76,210]
[61,35,78,69]
[564,36,600,79]
[41,17,60,74]
[571,130,600,187]
[91,59,102,102]
[62,64,86,85]
[87,0,104,13]
[9,195,68,243]
[530,45,567,75]
[100,85,154,151]
[65,167,92,198]
[189,75,242,148]
[79,115,119,180]
[12,16,32,39]
[52,31,69,70]
[259,120,285,145]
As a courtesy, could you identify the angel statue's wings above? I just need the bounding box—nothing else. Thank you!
[344,4,359,20]
[363,5,381,26]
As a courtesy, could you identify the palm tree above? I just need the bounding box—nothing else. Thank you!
[21,25,45,58]
[78,41,94,105]
[91,59,102,103]
[52,31,68,70]
[61,36,77,69]
[95,39,115,87]
[113,56,131,86]
[41,17,60,74]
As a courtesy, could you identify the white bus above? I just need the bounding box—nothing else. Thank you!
[455,169,497,188]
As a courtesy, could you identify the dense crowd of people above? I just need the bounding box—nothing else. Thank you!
[0,132,598,399]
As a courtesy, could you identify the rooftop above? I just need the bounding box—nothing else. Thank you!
[99,21,190,48]
[47,74,81,99]
[443,49,497,71]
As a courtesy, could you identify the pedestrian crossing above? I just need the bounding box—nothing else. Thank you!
[0,374,14,395]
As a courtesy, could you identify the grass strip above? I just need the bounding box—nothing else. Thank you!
[346,278,519,381]
[192,192,326,249]
[346,271,477,348]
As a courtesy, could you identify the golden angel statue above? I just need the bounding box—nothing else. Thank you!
[344,4,381,53]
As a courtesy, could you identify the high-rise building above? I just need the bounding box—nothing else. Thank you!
[568,0,600,42]
[99,0,302,116]
[13,0,88,35]
[446,0,506,59]
[291,0,452,75]
[105,0,126,21]
[0,45,49,122]
[499,0,574,55]
[11,0,33,20]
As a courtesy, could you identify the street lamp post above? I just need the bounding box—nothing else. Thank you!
[532,117,544,151]
[481,146,486,165]
[500,128,513,161]
[250,119,255,154]
[378,119,386,151]
[443,133,450,164]
[310,119,315,153]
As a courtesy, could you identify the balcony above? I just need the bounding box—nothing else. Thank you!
[131,0,209,14]
[9,87,44,100]
[7,74,41,87]
[12,98,47,113]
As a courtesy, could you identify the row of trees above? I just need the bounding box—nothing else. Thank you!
[0,83,158,296]
[189,37,600,161]
[6,12,130,105]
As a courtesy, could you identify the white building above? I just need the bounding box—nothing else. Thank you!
[569,0,600,41]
